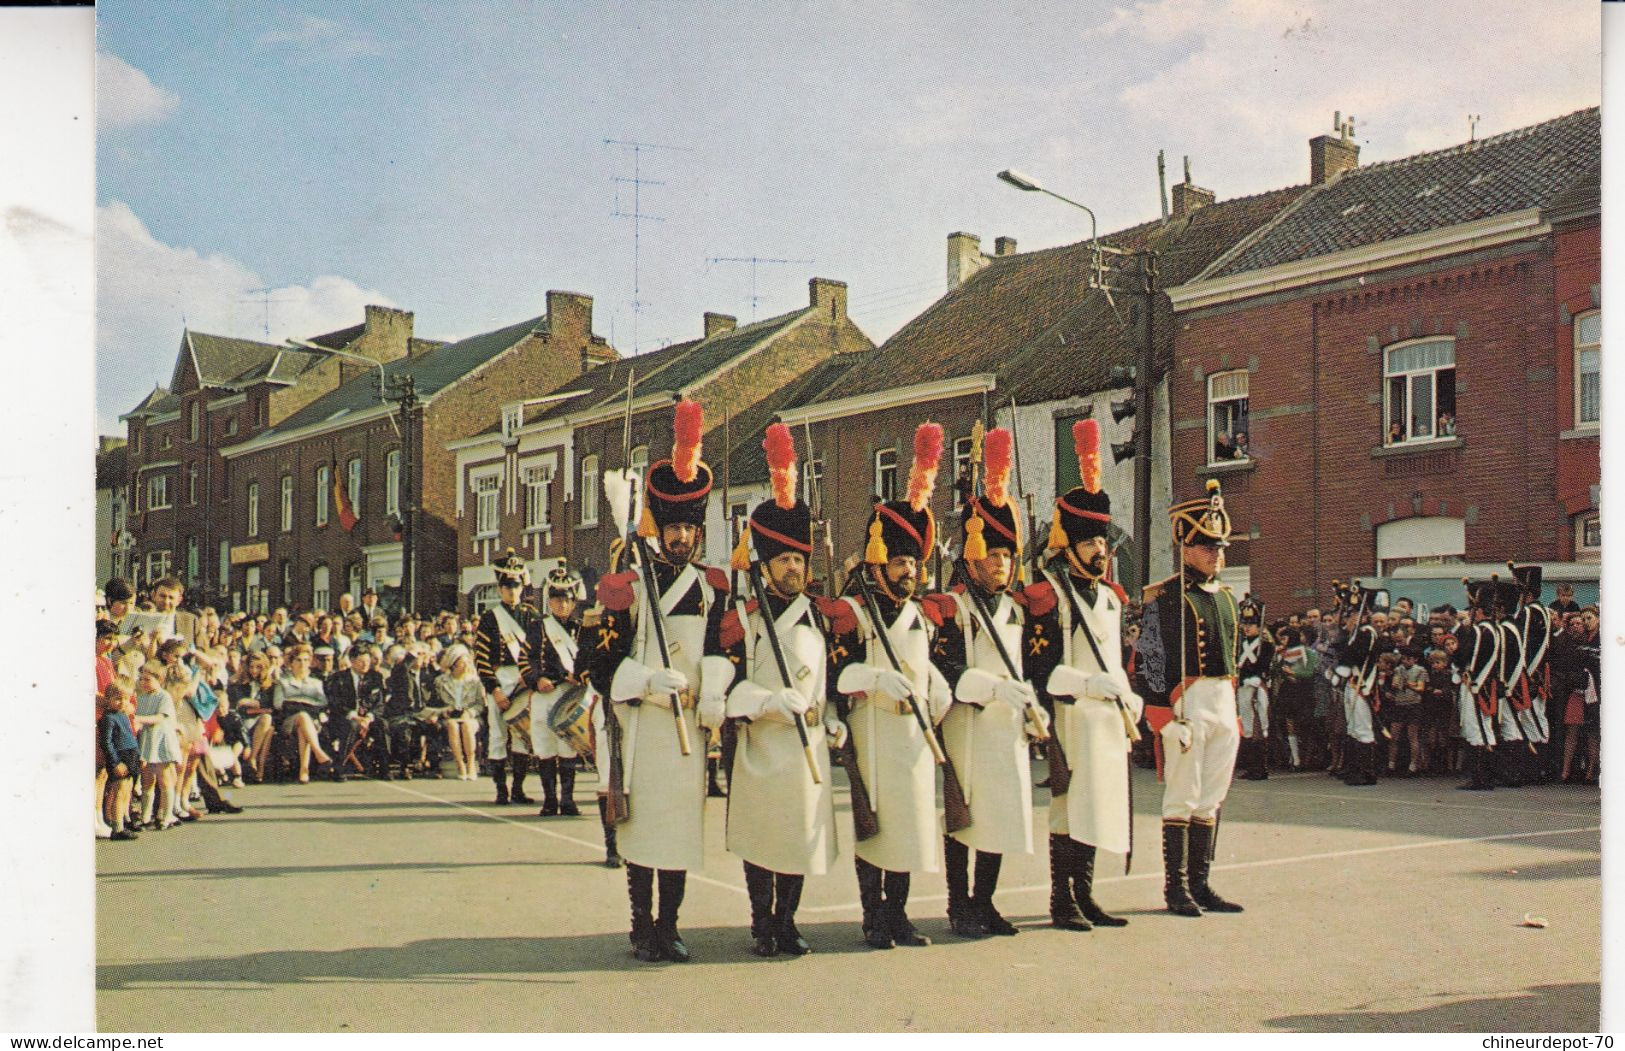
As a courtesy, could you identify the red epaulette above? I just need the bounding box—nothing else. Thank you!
[703,565,731,593]
[1105,579,1128,605]
[1017,580,1058,617]
[919,593,957,627]
[596,571,638,612]
[719,602,759,650]
[814,595,859,635]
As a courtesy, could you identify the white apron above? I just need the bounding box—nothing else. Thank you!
[1045,572,1135,856]
[612,565,712,872]
[724,594,838,875]
[939,590,1033,856]
[485,603,533,761]
[533,615,581,761]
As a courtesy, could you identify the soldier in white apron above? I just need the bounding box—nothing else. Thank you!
[1510,564,1558,781]
[473,550,541,805]
[1024,419,1142,931]
[928,426,1049,939]
[700,423,842,957]
[1135,479,1244,917]
[582,399,727,964]
[1338,600,1386,787]
[1453,578,1503,791]
[526,566,588,817]
[1234,599,1275,781]
[829,423,953,950]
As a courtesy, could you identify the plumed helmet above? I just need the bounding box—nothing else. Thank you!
[543,565,585,602]
[1169,479,1231,548]
[492,548,529,588]
[960,425,1021,561]
[1050,419,1112,548]
[642,398,714,533]
[735,422,814,569]
[862,423,942,564]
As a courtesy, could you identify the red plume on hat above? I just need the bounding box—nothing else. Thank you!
[764,422,798,510]
[672,398,704,483]
[984,427,1013,508]
[907,422,944,512]
[1075,418,1101,494]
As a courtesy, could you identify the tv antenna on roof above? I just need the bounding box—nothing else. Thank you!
[606,138,691,354]
[239,288,300,339]
[1468,114,1482,143]
[705,255,814,321]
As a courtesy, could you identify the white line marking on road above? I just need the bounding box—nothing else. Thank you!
[1239,784,1599,820]
[375,779,751,897]
[798,823,1601,914]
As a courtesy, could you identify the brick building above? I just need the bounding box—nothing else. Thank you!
[214,292,615,615]
[1165,108,1601,611]
[449,278,872,612]
[95,437,128,588]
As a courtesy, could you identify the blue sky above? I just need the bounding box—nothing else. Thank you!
[95,0,1601,434]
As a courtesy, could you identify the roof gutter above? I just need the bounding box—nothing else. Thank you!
[779,373,998,427]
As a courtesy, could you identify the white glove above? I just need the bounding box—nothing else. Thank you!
[824,715,849,751]
[646,668,690,699]
[1046,664,1090,699]
[1024,703,1052,741]
[1122,690,1145,722]
[1161,717,1193,753]
[955,668,999,707]
[698,696,726,731]
[771,688,813,721]
[871,668,915,704]
[698,655,735,713]
[1082,672,1122,701]
[993,678,1037,713]
[836,663,880,697]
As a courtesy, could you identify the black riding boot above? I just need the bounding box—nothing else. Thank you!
[744,862,777,957]
[1187,819,1243,912]
[490,759,509,805]
[1458,747,1495,791]
[856,858,892,949]
[774,873,809,956]
[706,756,727,798]
[1346,740,1377,786]
[1253,736,1270,780]
[884,869,929,946]
[536,758,559,816]
[1162,820,1202,917]
[655,869,690,962]
[627,863,658,961]
[944,835,986,938]
[1075,842,1127,926]
[510,757,534,805]
[973,850,1015,935]
[597,796,623,867]
[1049,834,1091,930]
[558,760,580,815]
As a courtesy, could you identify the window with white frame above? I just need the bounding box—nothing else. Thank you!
[245,566,263,614]
[385,449,401,517]
[185,536,199,585]
[523,464,554,531]
[347,563,364,604]
[312,565,330,612]
[953,437,974,495]
[146,550,171,582]
[189,401,200,442]
[1575,512,1600,562]
[874,447,898,501]
[1384,338,1456,444]
[474,472,501,537]
[579,454,600,526]
[804,458,824,507]
[218,540,230,595]
[280,475,294,532]
[147,473,170,510]
[469,583,500,617]
[1207,370,1251,462]
[315,465,331,527]
[247,481,260,536]
[347,456,363,517]
[502,404,522,440]
[187,462,198,505]
[629,445,649,485]
[281,560,292,605]
[161,433,173,451]
[1576,310,1600,427]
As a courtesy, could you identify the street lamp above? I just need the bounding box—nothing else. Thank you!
[285,339,392,423]
[997,169,1157,592]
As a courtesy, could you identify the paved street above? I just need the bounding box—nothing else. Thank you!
[96,765,1601,1032]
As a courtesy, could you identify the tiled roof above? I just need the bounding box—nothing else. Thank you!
[182,331,285,389]
[632,309,806,397]
[1204,107,1600,280]
[717,351,874,486]
[307,322,366,350]
[808,184,1305,407]
[121,385,179,420]
[260,313,547,438]
[1545,154,1600,222]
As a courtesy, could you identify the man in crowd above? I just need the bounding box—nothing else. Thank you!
[325,646,382,780]
[1234,598,1274,781]
[526,566,588,817]
[1136,480,1244,918]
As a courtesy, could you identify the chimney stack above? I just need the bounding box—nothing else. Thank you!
[1170,155,1215,219]
[1310,111,1360,184]
[994,236,1018,257]
[947,231,991,290]
[809,277,847,321]
[704,312,737,339]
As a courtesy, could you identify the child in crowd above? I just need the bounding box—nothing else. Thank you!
[135,662,182,830]
[1387,647,1428,774]
[99,681,155,841]
[1423,649,1456,774]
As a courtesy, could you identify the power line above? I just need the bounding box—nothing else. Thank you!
[705,255,814,320]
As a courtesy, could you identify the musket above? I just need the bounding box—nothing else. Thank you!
[747,562,822,784]
[1004,392,1036,563]
[847,563,970,834]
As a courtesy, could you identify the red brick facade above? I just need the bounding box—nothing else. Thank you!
[1550,217,1601,560]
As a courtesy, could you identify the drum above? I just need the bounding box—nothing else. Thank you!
[502,688,533,733]
[546,683,594,757]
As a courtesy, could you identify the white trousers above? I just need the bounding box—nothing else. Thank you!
[1237,678,1269,738]
[1160,677,1239,822]
[1343,683,1375,745]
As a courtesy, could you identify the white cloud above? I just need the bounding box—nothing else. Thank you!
[97,200,396,433]
[255,13,383,59]
[97,51,178,129]
[1092,0,1599,192]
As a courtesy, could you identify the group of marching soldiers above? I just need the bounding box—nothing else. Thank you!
[472,399,1251,963]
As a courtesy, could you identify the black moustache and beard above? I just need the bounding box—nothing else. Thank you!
[1083,552,1108,577]
[662,538,694,563]
[770,567,805,597]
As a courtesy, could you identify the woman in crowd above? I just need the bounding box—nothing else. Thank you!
[273,643,334,783]
[435,643,485,781]
[1556,608,1601,784]
[229,651,279,782]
